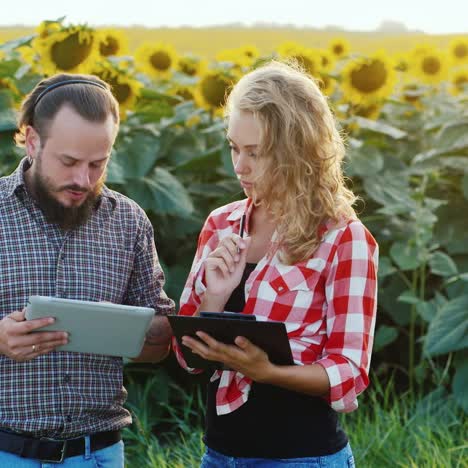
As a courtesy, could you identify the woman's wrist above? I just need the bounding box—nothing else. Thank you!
[199,293,229,313]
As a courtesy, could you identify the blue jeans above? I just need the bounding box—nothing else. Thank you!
[201,443,355,467]
[0,439,124,468]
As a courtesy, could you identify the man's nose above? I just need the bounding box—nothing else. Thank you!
[73,167,91,189]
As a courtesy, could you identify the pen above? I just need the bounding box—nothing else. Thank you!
[237,214,246,254]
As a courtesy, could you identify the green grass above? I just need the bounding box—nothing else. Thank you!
[122,377,467,467]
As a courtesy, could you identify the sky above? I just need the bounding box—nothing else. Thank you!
[2,0,467,34]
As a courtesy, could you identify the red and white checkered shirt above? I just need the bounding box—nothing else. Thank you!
[174,197,378,415]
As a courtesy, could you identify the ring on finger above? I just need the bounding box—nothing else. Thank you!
[32,344,36,352]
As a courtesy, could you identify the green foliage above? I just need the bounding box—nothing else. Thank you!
[122,377,468,467]
[1,32,467,415]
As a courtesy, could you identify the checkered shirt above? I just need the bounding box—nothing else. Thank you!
[174,197,378,415]
[0,159,174,437]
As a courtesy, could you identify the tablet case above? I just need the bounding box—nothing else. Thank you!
[168,314,294,369]
[25,296,155,358]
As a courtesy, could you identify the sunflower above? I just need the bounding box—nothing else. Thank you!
[317,73,336,96]
[36,20,61,39]
[196,69,236,115]
[0,77,20,105]
[33,25,99,75]
[216,48,251,69]
[329,38,350,59]
[449,67,468,96]
[135,43,177,79]
[92,62,142,117]
[393,52,410,73]
[399,82,425,108]
[98,29,128,57]
[318,49,335,72]
[278,43,322,77]
[168,84,197,102]
[341,51,396,104]
[354,101,383,120]
[410,48,449,85]
[449,37,468,64]
[177,54,205,77]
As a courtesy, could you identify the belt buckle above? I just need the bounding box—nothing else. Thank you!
[38,437,68,464]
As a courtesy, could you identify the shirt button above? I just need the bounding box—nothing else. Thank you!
[278,286,284,291]
[63,374,71,384]
[66,415,72,423]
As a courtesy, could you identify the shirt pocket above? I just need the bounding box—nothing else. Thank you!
[256,261,326,323]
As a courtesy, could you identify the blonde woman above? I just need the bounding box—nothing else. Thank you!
[174,60,378,467]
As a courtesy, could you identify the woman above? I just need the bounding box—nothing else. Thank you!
[174,60,378,467]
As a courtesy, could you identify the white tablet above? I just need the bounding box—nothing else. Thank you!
[25,296,155,358]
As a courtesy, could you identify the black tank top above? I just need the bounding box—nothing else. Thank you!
[204,263,348,458]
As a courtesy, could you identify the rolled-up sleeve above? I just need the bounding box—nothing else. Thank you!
[172,215,219,372]
[315,221,378,412]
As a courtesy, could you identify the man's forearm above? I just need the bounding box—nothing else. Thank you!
[132,315,172,363]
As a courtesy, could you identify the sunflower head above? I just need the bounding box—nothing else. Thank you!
[410,48,449,85]
[318,73,336,96]
[354,102,383,120]
[135,43,178,79]
[33,24,100,75]
[449,37,468,64]
[177,55,204,76]
[92,62,142,117]
[400,82,425,108]
[169,84,196,102]
[341,51,397,104]
[98,29,128,57]
[329,38,350,58]
[197,69,235,114]
[449,67,468,95]
[278,44,322,77]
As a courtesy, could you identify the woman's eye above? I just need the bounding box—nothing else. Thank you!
[248,152,257,158]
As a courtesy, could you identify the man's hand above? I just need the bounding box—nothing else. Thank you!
[132,315,172,363]
[0,309,68,362]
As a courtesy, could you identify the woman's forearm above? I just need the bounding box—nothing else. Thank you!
[260,362,330,397]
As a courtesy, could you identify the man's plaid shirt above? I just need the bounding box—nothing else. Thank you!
[0,159,174,438]
[174,198,378,415]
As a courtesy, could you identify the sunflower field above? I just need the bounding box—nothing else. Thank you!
[0,18,467,464]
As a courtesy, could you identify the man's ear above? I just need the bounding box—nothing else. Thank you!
[25,126,41,161]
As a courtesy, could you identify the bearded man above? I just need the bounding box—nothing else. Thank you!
[0,74,174,467]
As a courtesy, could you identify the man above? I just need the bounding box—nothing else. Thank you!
[0,74,175,466]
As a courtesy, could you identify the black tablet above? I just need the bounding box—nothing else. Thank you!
[169,313,293,369]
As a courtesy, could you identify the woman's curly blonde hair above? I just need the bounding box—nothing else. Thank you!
[225,60,357,265]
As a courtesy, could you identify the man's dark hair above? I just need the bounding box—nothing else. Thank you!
[15,73,119,147]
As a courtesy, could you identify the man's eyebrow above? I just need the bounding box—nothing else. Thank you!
[58,154,108,163]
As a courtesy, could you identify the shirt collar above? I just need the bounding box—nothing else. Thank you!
[226,197,253,222]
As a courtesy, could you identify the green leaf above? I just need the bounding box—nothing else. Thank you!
[106,156,126,184]
[429,251,458,277]
[390,241,423,271]
[373,325,399,352]
[113,132,161,178]
[463,174,468,200]
[397,290,421,305]
[452,359,468,412]
[0,35,35,53]
[175,144,222,172]
[377,256,396,279]
[127,168,194,217]
[424,295,468,357]
[345,145,384,177]
[416,300,438,322]
[354,116,407,139]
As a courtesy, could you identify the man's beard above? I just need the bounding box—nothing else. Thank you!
[31,159,104,231]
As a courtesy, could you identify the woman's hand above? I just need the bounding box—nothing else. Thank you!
[182,331,274,383]
[204,234,251,301]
